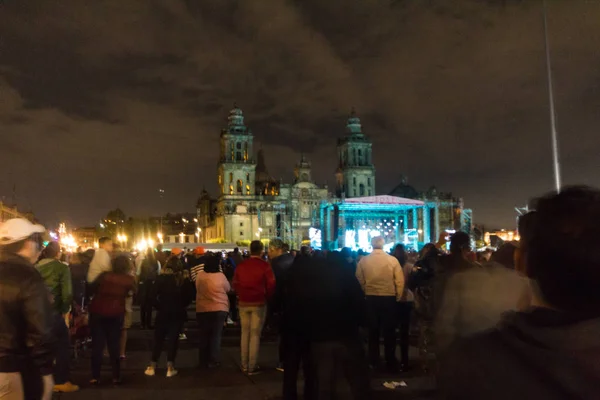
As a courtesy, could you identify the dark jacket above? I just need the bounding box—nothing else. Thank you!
[152,274,195,321]
[69,262,89,305]
[270,252,295,311]
[438,308,600,400]
[0,254,55,375]
[271,252,294,282]
[139,258,159,282]
[281,256,366,341]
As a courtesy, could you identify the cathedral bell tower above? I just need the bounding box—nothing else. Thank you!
[294,154,312,184]
[335,108,376,198]
[218,105,256,197]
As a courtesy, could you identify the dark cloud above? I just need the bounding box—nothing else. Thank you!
[1,0,600,229]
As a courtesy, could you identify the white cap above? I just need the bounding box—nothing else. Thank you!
[0,218,45,244]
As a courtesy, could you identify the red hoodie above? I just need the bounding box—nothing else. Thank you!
[233,257,276,306]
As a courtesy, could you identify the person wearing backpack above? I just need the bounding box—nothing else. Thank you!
[138,248,160,330]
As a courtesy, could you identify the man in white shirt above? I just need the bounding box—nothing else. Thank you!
[356,236,404,371]
[87,237,113,283]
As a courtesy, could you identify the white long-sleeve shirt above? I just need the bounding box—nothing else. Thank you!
[87,248,112,283]
[356,249,404,300]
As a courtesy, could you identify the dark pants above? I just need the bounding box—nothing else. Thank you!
[90,314,122,381]
[397,302,413,366]
[196,311,228,366]
[279,334,286,365]
[282,334,316,400]
[152,316,183,363]
[139,280,154,328]
[227,293,238,322]
[16,357,43,400]
[312,336,371,400]
[366,296,398,367]
[53,313,71,384]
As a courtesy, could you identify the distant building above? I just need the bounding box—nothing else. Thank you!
[335,109,376,198]
[198,105,472,250]
[0,202,34,223]
[197,106,329,249]
[389,176,473,243]
[72,227,97,249]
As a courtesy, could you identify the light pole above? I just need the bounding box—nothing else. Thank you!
[543,0,561,192]
[158,188,165,235]
[193,218,200,243]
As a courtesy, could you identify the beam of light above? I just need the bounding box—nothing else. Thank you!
[543,0,562,192]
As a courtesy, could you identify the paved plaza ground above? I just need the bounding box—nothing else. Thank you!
[55,308,436,400]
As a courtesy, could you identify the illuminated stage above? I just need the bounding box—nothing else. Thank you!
[319,195,433,251]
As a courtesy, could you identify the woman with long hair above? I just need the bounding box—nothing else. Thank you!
[89,255,136,385]
[139,247,160,329]
[195,254,230,368]
[144,256,195,378]
[393,243,415,371]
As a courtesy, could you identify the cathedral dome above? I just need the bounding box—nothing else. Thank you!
[389,176,419,199]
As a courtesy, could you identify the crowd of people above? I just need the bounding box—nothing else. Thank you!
[1,185,600,399]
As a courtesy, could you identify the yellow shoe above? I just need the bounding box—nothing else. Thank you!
[53,382,80,393]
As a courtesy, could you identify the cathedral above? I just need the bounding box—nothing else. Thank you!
[197,105,332,248]
[197,105,472,250]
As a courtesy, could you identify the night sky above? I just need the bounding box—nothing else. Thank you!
[1,0,600,229]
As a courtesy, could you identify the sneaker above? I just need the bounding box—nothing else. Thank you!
[144,366,156,377]
[166,368,178,378]
[241,366,248,374]
[276,363,284,372]
[53,382,80,393]
[226,317,234,325]
[178,333,187,341]
[247,366,262,376]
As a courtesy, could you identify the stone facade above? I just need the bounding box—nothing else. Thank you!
[198,106,329,249]
[198,106,471,249]
[335,109,376,198]
[389,177,473,241]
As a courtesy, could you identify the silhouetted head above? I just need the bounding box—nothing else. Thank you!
[520,186,600,315]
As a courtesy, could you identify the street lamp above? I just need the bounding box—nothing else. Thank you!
[117,234,127,248]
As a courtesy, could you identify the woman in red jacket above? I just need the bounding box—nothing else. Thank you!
[233,241,276,375]
[88,255,136,385]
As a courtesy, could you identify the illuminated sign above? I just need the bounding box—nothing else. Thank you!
[309,227,322,250]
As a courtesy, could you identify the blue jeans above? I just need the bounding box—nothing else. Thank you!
[196,311,228,366]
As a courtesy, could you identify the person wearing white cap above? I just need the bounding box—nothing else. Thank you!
[0,218,56,400]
